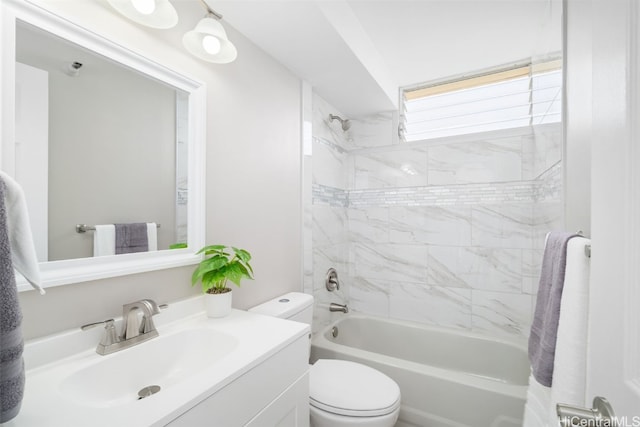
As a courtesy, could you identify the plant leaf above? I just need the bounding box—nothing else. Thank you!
[232,247,253,275]
[191,255,228,285]
[196,244,227,255]
[223,262,241,287]
[235,262,253,280]
[232,247,251,263]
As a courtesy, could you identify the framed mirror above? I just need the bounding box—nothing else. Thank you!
[1,0,206,291]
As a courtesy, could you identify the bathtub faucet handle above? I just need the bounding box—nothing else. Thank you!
[326,268,340,291]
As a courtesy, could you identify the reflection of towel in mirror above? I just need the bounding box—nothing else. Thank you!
[115,223,149,254]
[93,224,116,257]
[0,171,43,294]
[0,179,26,423]
[146,223,158,252]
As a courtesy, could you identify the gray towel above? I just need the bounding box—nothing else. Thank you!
[528,231,578,387]
[115,223,149,254]
[0,179,25,423]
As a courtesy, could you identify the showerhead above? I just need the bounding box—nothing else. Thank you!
[329,114,351,132]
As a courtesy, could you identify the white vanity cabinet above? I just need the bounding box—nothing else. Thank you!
[166,334,310,427]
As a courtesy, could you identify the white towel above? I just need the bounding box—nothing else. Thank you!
[549,237,590,415]
[0,171,44,294]
[93,224,115,257]
[523,374,551,427]
[523,236,591,426]
[146,222,157,251]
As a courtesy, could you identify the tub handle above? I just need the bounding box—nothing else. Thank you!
[325,268,340,291]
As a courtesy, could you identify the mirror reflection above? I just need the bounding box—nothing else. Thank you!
[15,21,188,262]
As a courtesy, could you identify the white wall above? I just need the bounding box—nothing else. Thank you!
[16,0,302,339]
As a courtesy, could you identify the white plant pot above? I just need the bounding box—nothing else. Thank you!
[205,289,232,318]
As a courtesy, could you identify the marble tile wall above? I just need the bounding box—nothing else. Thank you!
[309,94,351,333]
[309,93,563,339]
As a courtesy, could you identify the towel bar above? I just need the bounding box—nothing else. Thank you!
[76,223,161,233]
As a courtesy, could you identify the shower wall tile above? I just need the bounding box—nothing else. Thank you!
[532,201,565,249]
[353,242,428,284]
[312,184,348,208]
[471,204,534,249]
[348,112,397,149]
[471,291,533,338]
[427,138,522,185]
[535,162,563,202]
[313,137,348,189]
[353,148,428,189]
[522,249,544,294]
[388,206,472,246]
[427,246,522,292]
[532,123,563,179]
[348,206,389,244]
[313,204,347,247]
[389,282,472,329]
[349,276,390,317]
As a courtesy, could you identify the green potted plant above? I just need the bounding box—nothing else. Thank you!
[191,245,254,317]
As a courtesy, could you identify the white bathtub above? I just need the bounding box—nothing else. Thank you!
[310,315,529,427]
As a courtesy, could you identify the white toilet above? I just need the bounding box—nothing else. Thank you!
[249,292,401,427]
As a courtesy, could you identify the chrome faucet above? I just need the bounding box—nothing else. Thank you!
[81,299,166,355]
[329,302,349,313]
[121,299,161,339]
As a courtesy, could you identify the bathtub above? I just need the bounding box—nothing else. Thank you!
[310,315,529,427]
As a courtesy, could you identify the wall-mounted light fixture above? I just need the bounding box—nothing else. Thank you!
[105,0,178,29]
[106,0,236,64]
[182,1,237,64]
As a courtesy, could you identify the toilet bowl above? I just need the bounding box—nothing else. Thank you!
[249,292,401,427]
[309,359,400,427]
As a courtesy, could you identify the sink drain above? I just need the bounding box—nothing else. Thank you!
[138,385,161,400]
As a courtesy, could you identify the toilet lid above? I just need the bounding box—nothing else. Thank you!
[309,359,401,417]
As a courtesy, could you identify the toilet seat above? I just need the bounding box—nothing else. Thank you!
[309,359,401,418]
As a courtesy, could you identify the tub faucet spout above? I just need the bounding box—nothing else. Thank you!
[329,302,349,313]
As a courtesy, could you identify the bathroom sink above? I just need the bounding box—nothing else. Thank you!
[59,328,238,408]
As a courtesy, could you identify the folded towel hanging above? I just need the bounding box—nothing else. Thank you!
[529,231,579,387]
[0,179,26,423]
[115,223,149,254]
[549,236,591,413]
[93,224,116,257]
[146,222,158,252]
[93,223,158,256]
[0,171,43,294]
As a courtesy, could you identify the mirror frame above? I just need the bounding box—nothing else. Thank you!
[1,0,206,291]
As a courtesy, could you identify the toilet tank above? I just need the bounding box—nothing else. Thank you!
[248,292,314,325]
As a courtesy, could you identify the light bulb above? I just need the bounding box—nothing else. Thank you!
[202,35,222,55]
[131,0,156,15]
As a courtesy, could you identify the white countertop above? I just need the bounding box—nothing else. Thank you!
[4,295,309,427]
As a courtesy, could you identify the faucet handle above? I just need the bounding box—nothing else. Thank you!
[81,318,115,331]
[81,319,119,347]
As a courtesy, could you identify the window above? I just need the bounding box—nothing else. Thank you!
[400,60,562,142]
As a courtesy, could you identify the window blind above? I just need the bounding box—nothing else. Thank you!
[401,60,562,142]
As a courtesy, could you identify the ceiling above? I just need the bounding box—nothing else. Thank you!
[34,0,560,118]
[207,0,562,118]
